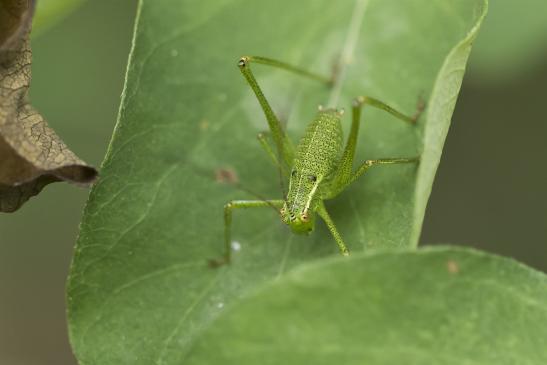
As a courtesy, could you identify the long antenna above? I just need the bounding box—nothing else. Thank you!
[235,181,281,213]
[278,161,287,201]
[257,130,288,202]
[275,135,288,201]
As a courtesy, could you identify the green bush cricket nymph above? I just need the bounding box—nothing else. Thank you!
[210,56,424,266]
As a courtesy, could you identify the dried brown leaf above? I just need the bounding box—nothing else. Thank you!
[0,0,34,51]
[0,0,97,212]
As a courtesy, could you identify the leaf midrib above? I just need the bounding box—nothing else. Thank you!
[326,0,368,108]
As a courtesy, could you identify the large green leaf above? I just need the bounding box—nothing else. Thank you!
[32,0,87,36]
[184,247,547,364]
[68,1,487,364]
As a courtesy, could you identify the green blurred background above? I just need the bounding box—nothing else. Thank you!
[0,0,545,364]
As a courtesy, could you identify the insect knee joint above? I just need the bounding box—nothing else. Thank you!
[352,96,368,107]
[237,56,250,68]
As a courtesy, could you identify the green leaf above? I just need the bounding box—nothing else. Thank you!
[32,0,86,37]
[469,0,547,81]
[68,1,487,364]
[184,247,547,364]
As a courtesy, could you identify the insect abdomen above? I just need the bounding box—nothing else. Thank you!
[285,109,343,216]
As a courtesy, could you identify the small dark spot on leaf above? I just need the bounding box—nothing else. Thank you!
[207,257,226,269]
[446,260,459,274]
[199,119,209,131]
[215,167,238,184]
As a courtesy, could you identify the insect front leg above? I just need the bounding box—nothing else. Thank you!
[316,202,350,256]
[209,199,284,267]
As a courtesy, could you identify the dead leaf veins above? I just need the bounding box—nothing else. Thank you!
[0,0,97,212]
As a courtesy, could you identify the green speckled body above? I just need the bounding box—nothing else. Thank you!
[285,109,343,224]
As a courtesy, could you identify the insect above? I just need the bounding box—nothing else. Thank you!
[211,55,423,266]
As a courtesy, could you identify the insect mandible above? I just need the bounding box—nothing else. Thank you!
[211,56,424,266]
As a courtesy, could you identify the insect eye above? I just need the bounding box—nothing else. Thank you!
[308,175,317,182]
[291,169,297,177]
